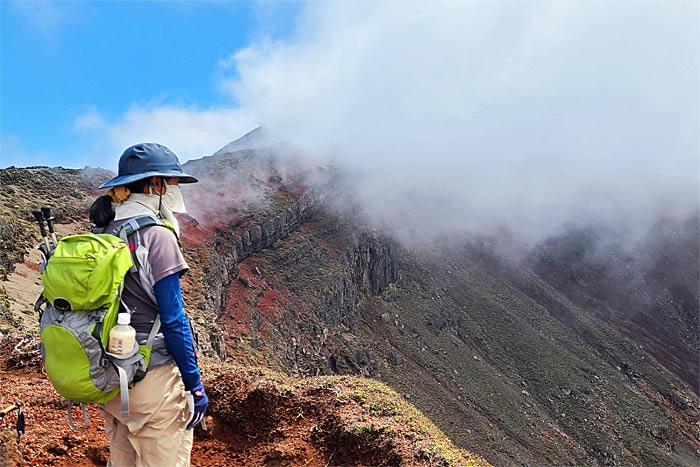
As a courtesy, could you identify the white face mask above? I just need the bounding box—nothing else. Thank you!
[161,184,187,213]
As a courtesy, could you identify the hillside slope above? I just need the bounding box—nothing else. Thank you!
[178,145,699,466]
[205,206,698,467]
[1,143,698,467]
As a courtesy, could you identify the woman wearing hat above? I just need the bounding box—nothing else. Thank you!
[90,143,207,467]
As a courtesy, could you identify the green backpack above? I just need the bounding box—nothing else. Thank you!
[36,216,165,430]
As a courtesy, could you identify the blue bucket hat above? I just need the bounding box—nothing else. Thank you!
[99,143,199,188]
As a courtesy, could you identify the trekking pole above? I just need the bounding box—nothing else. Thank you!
[32,209,51,256]
[41,206,58,247]
[0,402,25,436]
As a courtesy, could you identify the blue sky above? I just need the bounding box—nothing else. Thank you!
[1,1,301,168]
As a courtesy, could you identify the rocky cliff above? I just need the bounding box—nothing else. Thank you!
[201,206,698,466]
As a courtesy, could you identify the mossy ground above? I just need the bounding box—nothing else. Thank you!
[202,365,491,466]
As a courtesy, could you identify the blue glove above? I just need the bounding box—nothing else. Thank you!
[185,379,208,430]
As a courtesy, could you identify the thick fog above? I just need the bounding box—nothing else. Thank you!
[219,1,698,247]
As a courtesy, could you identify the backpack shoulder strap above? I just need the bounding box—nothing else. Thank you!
[112,216,164,272]
[112,215,164,239]
[116,216,165,365]
[112,216,172,321]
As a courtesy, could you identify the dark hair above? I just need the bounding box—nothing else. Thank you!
[125,177,153,194]
[89,177,156,228]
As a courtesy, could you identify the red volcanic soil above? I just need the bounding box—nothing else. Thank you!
[221,260,294,339]
[0,338,235,467]
[0,339,312,467]
[0,336,489,467]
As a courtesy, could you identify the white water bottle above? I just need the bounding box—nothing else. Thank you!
[108,313,136,356]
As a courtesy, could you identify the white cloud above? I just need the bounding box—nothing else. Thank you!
[219,0,699,246]
[105,104,257,162]
[228,2,698,173]
[65,1,698,248]
[217,53,238,70]
[71,104,258,167]
[73,108,106,131]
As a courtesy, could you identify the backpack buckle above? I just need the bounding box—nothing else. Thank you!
[99,356,109,368]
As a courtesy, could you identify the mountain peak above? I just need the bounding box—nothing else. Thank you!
[213,126,270,156]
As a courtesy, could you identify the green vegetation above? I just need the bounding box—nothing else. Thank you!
[199,364,491,466]
[301,374,489,466]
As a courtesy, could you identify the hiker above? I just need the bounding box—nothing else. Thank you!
[89,143,207,467]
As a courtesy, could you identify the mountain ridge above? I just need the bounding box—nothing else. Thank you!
[0,137,698,466]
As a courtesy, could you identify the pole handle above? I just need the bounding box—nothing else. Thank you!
[41,206,55,230]
[32,209,48,237]
[41,206,53,220]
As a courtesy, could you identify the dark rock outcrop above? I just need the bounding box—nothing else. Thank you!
[201,189,324,334]
[200,187,399,362]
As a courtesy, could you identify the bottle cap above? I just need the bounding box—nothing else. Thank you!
[117,313,131,325]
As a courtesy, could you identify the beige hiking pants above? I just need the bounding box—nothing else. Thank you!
[102,363,193,467]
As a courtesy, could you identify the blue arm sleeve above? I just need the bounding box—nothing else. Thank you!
[153,273,201,390]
